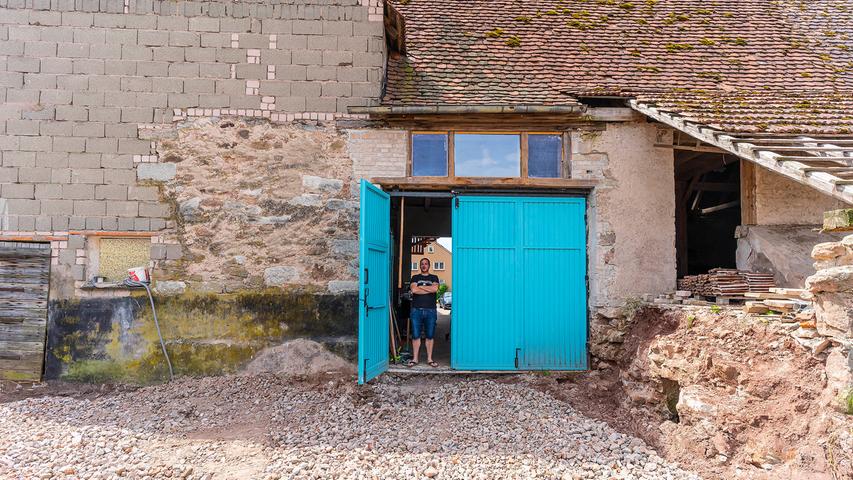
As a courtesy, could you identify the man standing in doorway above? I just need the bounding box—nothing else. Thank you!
[409,257,440,368]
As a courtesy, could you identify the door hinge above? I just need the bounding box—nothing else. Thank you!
[514,348,521,369]
[454,197,459,208]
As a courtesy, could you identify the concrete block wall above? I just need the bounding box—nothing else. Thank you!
[0,0,385,295]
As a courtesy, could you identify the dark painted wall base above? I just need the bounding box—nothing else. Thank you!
[46,290,357,383]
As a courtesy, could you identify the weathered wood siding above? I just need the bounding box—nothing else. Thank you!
[0,242,50,381]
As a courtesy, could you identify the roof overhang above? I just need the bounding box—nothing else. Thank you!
[349,105,586,115]
[630,100,853,205]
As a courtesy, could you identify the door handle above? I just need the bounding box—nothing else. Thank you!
[514,348,521,369]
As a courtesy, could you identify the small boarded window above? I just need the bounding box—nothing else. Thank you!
[455,133,521,177]
[412,133,448,176]
[528,134,563,178]
[96,238,151,282]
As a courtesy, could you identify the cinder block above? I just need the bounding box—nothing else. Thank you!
[261,49,291,66]
[0,72,25,89]
[2,151,35,167]
[40,26,74,43]
[184,47,216,62]
[40,199,73,215]
[73,200,106,216]
[105,29,137,45]
[73,28,105,44]
[51,168,71,183]
[7,56,40,73]
[102,168,137,185]
[68,216,85,230]
[71,167,104,184]
[135,92,168,108]
[105,60,137,76]
[235,63,265,79]
[89,43,122,60]
[51,216,69,231]
[88,76,120,92]
[6,119,40,136]
[291,81,320,97]
[116,217,134,230]
[8,26,40,42]
[105,200,138,217]
[23,73,57,90]
[72,91,103,107]
[35,216,52,231]
[276,96,306,111]
[292,49,322,66]
[306,97,337,112]
[72,122,104,138]
[336,66,368,82]
[84,216,101,230]
[72,59,105,75]
[219,18,251,33]
[197,94,229,107]
[68,152,101,168]
[153,46,185,62]
[120,107,153,123]
[40,121,74,138]
[228,95,260,109]
[118,138,151,154]
[122,45,153,61]
[0,41,24,56]
[101,216,118,230]
[120,77,152,92]
[7,198,40,215]
[85,137,117,154]
[57,42,88,58]
[259,81,290,97]
[2,183,35,199]
[100,153,133,168]
[18,167,51,183]
[197,62,229,79]
[152,77,183,93]
[124,15,157,30]
[188,16,219,32]
[35,183,62,199]
[0,167,18,183]
[167,93,198,108]
[150,243,167,260]
[307,66,336,81]
[200,33,227,48]
[323,20,352,36]
[40,89,73,105]
[321,82,352,97]
[137,30,168,47]
[168,62,199,78]
[156,15,188,31]
[55,106,88,122]
[138,201,169,217]
[94,184,128,200]
[24,41,57,57]
[215,48,245,64]
[354,51,383,68]
[88,107,121,123]
[214,79,245,95]
[308,35,337,50]
[165,244,182,260]
[128,185,159,201]
[136,61,168,77]
[292,20,321,35]
[61,12,93,27]
[36,152,68,168]
[17,216,36,231]
[352,82,381,98]
[234,33,267,49]
[56,74,88,91]
[276,34,307,50]
[183,78,215,93]
[19,136,52,152]
[132,218,149,231]
[353,22,384,37]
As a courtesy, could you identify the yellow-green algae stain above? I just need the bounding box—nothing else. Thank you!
[48,288,356,384]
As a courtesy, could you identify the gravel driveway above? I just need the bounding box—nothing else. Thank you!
[0,373,700,479]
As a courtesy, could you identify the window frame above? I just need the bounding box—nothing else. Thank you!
[409,130,570,180]
[433,261,445,271]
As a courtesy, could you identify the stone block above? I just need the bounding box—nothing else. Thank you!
[40,199,73,215]
[73,200,106,216]
[137,162,176,181]
[35,183,62,199]
[264,265,300,286]
[824,209,853,232]
[165,244,182,260]
[328,280,358,294]
[18,167,51,183]
[139,201,170,217]
[154,280,186,295]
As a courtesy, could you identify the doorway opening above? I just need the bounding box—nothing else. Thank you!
[389,195,453,371]
[674,148,742,277]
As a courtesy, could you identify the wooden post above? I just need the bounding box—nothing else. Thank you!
[397,197,405,289]
[740,160,756,225]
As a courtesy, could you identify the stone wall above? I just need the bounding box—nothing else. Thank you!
[754,167,847,226]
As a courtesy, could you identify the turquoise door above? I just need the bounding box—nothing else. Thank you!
[452,196,587,371]
[358,180,390,384]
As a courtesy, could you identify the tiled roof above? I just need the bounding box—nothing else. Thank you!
[384,0,853,133]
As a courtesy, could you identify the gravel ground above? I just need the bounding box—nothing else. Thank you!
[0,373,701,479]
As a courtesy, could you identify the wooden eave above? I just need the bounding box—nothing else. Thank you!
[372,176,598,192]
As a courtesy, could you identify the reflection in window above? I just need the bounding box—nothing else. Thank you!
[412,133,448,176]
[454,134,520,177]
[528,134,562,178]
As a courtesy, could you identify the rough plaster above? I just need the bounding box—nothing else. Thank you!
[582,122,677,307]
[754,167,847,225]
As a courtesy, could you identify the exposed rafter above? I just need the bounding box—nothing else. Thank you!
[632,100,853,205]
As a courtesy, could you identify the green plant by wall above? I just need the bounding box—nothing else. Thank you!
[436,283,448,301]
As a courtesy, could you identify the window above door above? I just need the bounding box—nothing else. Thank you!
[410,131,569,180]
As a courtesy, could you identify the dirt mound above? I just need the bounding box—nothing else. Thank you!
[243,338,355,376]
[538,305,852,480]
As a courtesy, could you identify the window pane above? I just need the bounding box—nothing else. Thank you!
[455,134,521,177]
[412,133,448,176]
[528,134,562,178]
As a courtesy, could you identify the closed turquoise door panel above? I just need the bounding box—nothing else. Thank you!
[521,199,587,370]
[452,197,521,370]
[358,180,390,384]
[452,196,587,371]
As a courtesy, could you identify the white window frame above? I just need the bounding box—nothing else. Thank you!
[433,261,445,271]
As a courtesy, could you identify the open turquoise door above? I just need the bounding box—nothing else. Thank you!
[358,179,391,384]
[452,195,587,371]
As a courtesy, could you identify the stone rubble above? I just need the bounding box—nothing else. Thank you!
[0,374,701,480]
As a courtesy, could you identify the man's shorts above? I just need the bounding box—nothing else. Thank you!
[411,308,437,340]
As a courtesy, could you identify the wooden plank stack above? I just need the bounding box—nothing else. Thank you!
[678,268,777,297]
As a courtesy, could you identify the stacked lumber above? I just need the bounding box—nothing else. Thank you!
[742,288,812,315]
[677,268,769,297]
[742,272,775,292]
